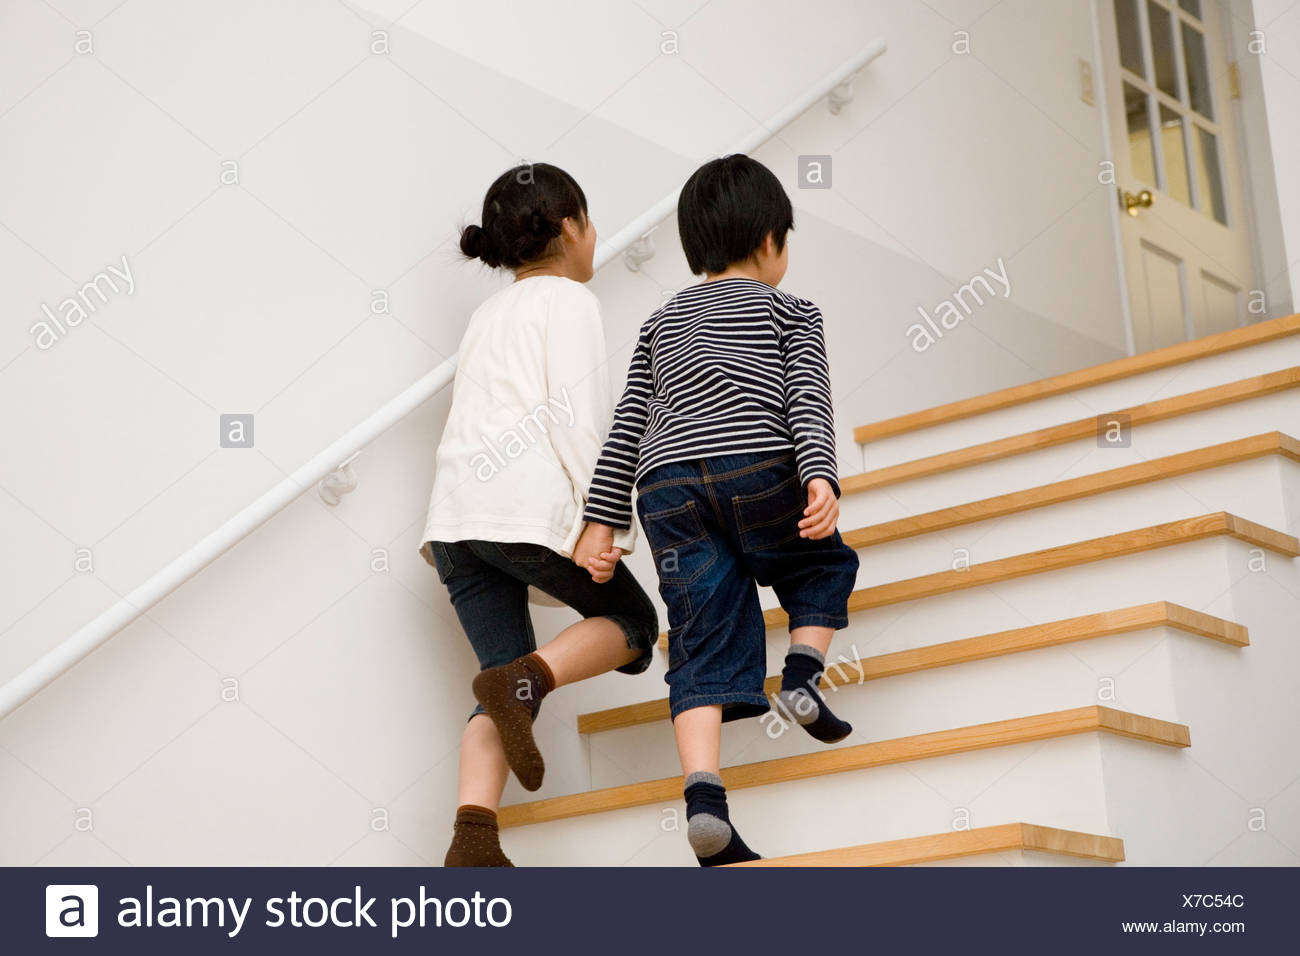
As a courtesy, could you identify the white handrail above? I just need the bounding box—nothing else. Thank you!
[0,38,886,719]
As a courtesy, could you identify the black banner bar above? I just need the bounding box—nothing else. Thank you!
[7,865,1297,953]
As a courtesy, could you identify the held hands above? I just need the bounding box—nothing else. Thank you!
[798,477,839,540]
[574,522,623,583]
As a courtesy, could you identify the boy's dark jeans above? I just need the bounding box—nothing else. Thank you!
[635,452,860,722]
[426,539,659,720]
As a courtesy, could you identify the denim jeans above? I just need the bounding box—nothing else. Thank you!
[635,452,860,722]
[426,539,659,719]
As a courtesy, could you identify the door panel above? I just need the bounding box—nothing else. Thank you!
[1137,241,1188,350]
[1197,271,1240,336]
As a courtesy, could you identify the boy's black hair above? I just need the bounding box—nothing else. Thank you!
[460,163,588,269]
[676,154,794,275]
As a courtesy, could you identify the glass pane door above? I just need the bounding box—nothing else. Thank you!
[1111,0,1227,224]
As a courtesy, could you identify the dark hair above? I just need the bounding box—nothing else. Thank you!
[677,154,794,275]
[460,163,588,269]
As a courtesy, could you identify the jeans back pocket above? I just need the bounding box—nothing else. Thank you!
[641,500,716,585]
[491,541,551,564]
[732,473,804,553]
[428,540,456,584]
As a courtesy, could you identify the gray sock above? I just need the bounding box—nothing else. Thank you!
[777,643,825,725]
[683,771,733,858]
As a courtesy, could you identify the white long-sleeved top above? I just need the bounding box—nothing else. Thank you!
[419,275,636,564]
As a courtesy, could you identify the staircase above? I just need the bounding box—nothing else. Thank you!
[498,313,1300,867]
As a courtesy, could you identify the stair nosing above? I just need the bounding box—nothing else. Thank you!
[726,821,1126,866]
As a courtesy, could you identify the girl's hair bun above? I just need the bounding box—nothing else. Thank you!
[459,223,498,266]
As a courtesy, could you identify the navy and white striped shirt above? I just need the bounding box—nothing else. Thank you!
[584,277,840,530]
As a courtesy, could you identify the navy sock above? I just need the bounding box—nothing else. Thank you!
[778,644,852,743]
[683,772,761,866]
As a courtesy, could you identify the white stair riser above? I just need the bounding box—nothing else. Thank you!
[842,390,1300,530]
[821,537,1260,666]
[843,457,1296,591]
[858,334,1300,469]
[503,733,1113,866]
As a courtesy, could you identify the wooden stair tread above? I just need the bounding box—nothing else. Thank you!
[582,602,1245,734]
[853,312,1300,444]
[844,431,1300,548]
[498,706,1189,829]
[656,511,1296,649]
[841,365,1300,495]
[727,822,1126,866]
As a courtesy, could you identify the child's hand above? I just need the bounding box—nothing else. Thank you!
[574,522,622,583]
[799,478,839,539]
[585,546,623,584]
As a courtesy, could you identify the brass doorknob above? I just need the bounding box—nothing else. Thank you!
[1122,188,1153,216]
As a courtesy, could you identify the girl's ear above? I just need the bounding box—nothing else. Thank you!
[561,215,584,244]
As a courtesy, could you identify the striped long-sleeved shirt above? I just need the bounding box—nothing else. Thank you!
[583,277,840,530]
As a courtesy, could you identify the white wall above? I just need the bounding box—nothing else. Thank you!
[4,0,1285,865]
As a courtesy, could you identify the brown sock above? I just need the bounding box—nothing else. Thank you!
[444,805,514,867]
[471,652,555,791]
